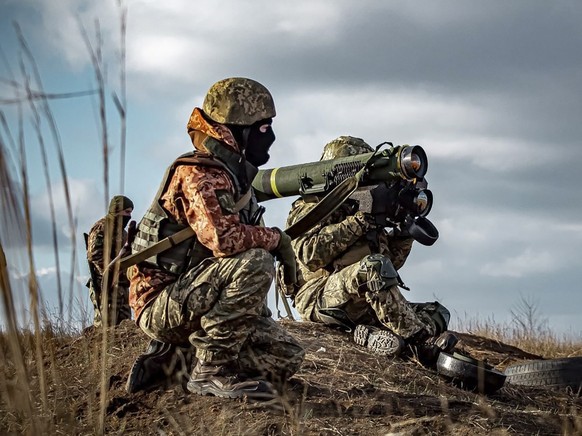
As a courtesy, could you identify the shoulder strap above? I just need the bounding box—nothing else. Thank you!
[119,226,195,271]
[285,176,358,239]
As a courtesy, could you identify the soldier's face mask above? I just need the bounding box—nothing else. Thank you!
[119,207,133,228]
[244,119,275,167]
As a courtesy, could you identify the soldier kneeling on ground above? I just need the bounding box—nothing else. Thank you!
[279,135,458,367]
[124,77,304,399]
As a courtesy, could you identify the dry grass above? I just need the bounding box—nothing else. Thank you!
[457,312,582,360]
[2,319,580,435]
[1,6,129,434]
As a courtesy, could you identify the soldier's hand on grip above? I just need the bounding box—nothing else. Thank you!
[353,211,376,232]
[395,216,414,238]
[127,220,138,244]
[272,228,297,285]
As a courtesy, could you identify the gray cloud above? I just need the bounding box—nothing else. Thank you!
[2,0,581,335]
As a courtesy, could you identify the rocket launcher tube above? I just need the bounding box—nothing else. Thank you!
[252,144,428,202]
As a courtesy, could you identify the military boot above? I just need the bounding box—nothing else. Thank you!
[433,331,459,353]
[126,339,192,394]
[409,331,459,368]
[187,360,276,400]
[353,324,405,357]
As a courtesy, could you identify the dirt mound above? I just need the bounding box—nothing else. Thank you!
[2,319,581,435]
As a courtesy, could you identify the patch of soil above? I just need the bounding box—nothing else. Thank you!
[1,319,581,435]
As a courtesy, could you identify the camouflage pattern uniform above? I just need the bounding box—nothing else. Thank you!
[86,196,133,327]
[286,136,440,341]
[128,79,304,383]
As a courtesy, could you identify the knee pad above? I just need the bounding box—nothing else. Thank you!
[358,254,398,292]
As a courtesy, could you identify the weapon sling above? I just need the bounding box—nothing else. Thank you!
[285,144,381,239]
[284,176,359,239]
[275,175,361,320]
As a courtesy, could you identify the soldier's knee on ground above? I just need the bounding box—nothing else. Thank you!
[358,254,399,293]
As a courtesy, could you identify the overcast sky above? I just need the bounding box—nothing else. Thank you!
[1,0,581,335]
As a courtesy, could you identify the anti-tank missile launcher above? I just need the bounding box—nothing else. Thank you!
[252,143,438,246]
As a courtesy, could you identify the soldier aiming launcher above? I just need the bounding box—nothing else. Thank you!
[120,142,438,272]
[252,142,439,246]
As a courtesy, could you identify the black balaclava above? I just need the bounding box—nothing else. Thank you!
[229,118,275,167]
[121,215,132,228]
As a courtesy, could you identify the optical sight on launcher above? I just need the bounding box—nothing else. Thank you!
[251,142,439,246]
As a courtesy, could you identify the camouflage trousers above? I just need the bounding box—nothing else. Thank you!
[139,248,304,380]
[89,283,131,328]
[307,260,437,340]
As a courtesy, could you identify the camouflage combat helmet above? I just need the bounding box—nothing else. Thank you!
[202,77,276,126]
[320,136,373,161]
[108,195,134,215]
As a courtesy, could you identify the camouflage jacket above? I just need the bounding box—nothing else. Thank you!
[128,108,280,320]
[286,197,413,319]
[87,217,129,287]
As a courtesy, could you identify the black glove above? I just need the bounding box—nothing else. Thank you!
[120,220,138,259]
[369,182,397,227]
[127,220,137,244]
[272,228,297,285]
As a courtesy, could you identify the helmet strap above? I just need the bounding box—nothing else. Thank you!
[203,136,252,192]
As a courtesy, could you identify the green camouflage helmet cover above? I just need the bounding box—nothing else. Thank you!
[108,195,134,215]
[202,77,276,126]
[320,135,373,161]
